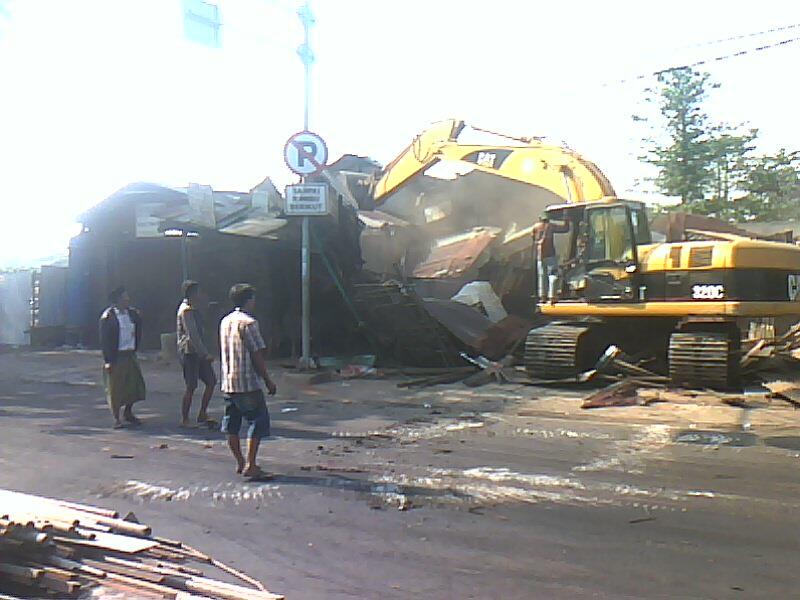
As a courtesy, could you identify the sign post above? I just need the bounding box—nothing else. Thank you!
[283,128,328,369]
[279,2,320,370]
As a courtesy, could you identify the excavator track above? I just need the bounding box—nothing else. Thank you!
[524,324,591,380]
[668,331,738,390]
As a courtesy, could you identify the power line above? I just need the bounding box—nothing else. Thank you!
[669,22,800,52]
[600,33,800,88]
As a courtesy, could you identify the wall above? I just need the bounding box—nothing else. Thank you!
[38,265,68,327]
[0,270,32,345]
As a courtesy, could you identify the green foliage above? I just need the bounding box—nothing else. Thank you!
[737,150,800,221]
[635,68,800,222]
[637,69,717,209]
[701,125,758,219]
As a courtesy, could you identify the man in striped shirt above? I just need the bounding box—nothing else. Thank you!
[219,284,277,478]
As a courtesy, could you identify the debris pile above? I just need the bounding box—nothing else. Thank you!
[0,489,282,599]
[578,326,800,410]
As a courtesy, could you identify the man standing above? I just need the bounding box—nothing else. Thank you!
[219,284,277,478]
[177,280,217,427]
[99,286,145,429]
[532,215,570,300]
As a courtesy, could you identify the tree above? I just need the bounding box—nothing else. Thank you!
[636,68,718,211]
[737,150,800,221]
[701,125,758,219]
[634,68,800,222]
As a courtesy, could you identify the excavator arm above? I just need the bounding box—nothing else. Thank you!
[373,119,616,205]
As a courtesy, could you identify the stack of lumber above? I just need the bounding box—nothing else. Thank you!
[0,489,283,599]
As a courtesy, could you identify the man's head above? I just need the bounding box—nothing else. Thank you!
[182,280,200,301]
[540,215,550,223]
[109,286,130,310]
[229,283,256,312]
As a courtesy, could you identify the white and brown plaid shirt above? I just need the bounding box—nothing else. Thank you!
[219,308,267,394]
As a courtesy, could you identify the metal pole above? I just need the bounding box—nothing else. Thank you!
[180,232,189,282]
[301,216,310,367]
[299,3,312,369]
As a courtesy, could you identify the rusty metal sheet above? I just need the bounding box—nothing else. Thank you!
[413,230,497,279]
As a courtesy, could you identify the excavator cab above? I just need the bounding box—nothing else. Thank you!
[544,200,648,305]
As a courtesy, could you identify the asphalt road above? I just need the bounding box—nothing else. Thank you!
[1,349,800,599]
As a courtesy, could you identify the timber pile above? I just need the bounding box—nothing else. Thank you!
[0,489,283,599]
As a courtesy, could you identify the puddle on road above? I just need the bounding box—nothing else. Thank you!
[674,430,759,447]
[763,436,800,451]
[95,472,467,511]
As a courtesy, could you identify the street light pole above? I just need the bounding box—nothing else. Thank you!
[297,2,314,369]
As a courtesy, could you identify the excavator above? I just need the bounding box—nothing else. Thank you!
[524,197,800,388]
[372,120,800,389]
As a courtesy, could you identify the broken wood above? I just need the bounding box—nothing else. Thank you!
[0,488,283,599]
[581,381,639,409]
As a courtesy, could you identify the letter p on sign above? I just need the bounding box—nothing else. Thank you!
[284,131,329,176]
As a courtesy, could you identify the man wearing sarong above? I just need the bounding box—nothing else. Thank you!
[99,286,145,429]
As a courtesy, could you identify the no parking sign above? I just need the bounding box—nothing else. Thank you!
[283,131,328,176]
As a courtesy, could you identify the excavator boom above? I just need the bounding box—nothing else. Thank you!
[373,119,616,205]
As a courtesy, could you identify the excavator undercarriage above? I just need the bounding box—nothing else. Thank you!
[524,318,742,389]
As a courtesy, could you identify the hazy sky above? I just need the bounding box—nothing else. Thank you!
[2,0,800,267]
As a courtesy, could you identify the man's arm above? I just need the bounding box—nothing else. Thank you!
[99,314,114,369]
[252,350,277,395]
[245,321,277,395]
[185,309,211,360]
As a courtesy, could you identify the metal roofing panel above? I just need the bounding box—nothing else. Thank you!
[412,229,497,279]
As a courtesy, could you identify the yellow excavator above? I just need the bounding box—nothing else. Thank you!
[372,120,800,388]
[525,197,800,388]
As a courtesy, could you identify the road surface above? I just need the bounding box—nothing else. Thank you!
[1,349,799,599]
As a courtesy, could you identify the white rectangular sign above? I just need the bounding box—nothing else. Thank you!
[285,184,329,216]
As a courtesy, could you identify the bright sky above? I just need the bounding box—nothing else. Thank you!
[2,0,800,267]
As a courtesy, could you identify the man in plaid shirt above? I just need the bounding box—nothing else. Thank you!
[220,284,278,478]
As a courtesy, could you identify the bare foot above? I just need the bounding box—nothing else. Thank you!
[236,459,245,474]
[242,465,272,479]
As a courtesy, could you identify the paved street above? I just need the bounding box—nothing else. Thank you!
[2,349,800,599]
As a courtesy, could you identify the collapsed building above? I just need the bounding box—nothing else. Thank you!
[342,119,617,365]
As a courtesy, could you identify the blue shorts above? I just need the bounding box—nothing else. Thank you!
[221,390,270,440]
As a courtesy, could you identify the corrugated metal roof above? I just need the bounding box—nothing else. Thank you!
[218,216,290,239]
[412,229,497,279]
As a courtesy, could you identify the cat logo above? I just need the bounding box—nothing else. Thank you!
[789,274,800,301]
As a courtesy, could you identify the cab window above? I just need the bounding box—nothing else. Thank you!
[587,206,635,265]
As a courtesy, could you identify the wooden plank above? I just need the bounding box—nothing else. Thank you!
[582,381,639,409]
[54,530,158,554]
[84,559,167,583]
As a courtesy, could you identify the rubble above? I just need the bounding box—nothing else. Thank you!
[575,325,800,411]
[0,489,282,599]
